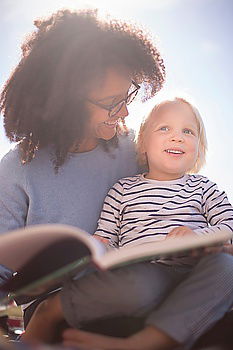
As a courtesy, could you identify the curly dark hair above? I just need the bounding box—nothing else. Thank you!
[0,9,165,170]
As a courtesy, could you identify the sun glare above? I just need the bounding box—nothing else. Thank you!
[26,0,137,21]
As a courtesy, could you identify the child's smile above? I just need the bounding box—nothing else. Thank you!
[164,148,185,155]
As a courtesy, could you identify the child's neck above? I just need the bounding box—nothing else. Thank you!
[145,171,185,181]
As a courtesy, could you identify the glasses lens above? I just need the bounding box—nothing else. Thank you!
[109,82,140,117]
[126,88,139,105]
[109,101,125,118]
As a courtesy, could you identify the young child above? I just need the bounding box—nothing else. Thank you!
[22,98,233,350]
[94,97,233,256]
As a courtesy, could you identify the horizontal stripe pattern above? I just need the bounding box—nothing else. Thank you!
[95,174,233,257]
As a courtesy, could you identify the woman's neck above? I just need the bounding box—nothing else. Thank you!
[69,139,98,153]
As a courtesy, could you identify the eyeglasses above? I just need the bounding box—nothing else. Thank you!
[87,80,140,118]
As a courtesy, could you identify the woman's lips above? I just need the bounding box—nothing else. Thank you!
[104,119,119,128]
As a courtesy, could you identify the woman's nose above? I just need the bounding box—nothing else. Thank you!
[117,102,129,118]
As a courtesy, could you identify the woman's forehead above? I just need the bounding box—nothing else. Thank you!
[88,67,132,101]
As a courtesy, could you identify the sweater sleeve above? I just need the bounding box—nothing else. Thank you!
[0,150,28,234]
[94,181,124,247]
[194,178,233,237]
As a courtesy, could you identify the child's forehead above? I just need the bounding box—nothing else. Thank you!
[150,101,197,123]
[154,100,192,115]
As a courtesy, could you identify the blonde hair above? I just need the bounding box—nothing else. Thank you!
[136,97,207,173]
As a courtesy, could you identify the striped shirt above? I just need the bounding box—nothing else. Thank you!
[95,174,233,258]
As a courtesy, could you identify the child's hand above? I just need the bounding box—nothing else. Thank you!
[93,234,109,245]
[166,226,195,239]
[166,226,204,257]
[93,234,117,250]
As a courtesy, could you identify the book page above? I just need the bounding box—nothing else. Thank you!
[97,230,233,270]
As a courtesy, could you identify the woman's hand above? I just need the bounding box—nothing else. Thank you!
[166,227,233,257]
[204,243,233,255]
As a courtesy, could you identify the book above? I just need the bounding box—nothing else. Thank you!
[0,223,232,304]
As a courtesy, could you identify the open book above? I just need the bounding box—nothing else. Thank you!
[0,224,232,303]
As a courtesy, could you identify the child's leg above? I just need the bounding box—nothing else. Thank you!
[145,253,233,349]
[59,262,186,350]
[22,262,183,348]
[61,253,233,350]
[60,262,184,328]
[22,262,181,346]
[21,293,64,344]
[62,325,178,350]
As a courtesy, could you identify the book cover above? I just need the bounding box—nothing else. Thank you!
[0,224,232,303]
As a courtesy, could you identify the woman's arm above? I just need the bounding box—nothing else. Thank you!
[0,150,28,289]
[0,150,28,234]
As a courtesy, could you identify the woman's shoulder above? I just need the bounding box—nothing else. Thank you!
[0,147,26,188]
[0,147,21,170]
[0,146,53,176]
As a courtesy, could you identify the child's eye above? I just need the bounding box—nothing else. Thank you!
[160,126,169,131]
[183,129,193,135]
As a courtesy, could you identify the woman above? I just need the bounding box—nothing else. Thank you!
[0,7,164,317]
[0,9,164,234]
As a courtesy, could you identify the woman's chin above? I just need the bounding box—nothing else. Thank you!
[98,130,117,141]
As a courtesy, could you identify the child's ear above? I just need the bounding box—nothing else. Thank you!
[140,129,148,152]
[190,148,200,174]
[140,139,146,154]
[141,141,148,166]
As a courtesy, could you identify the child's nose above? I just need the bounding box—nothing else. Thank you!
[170,131,184,142]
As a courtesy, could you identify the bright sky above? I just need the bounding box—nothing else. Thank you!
[1,0,233,201]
